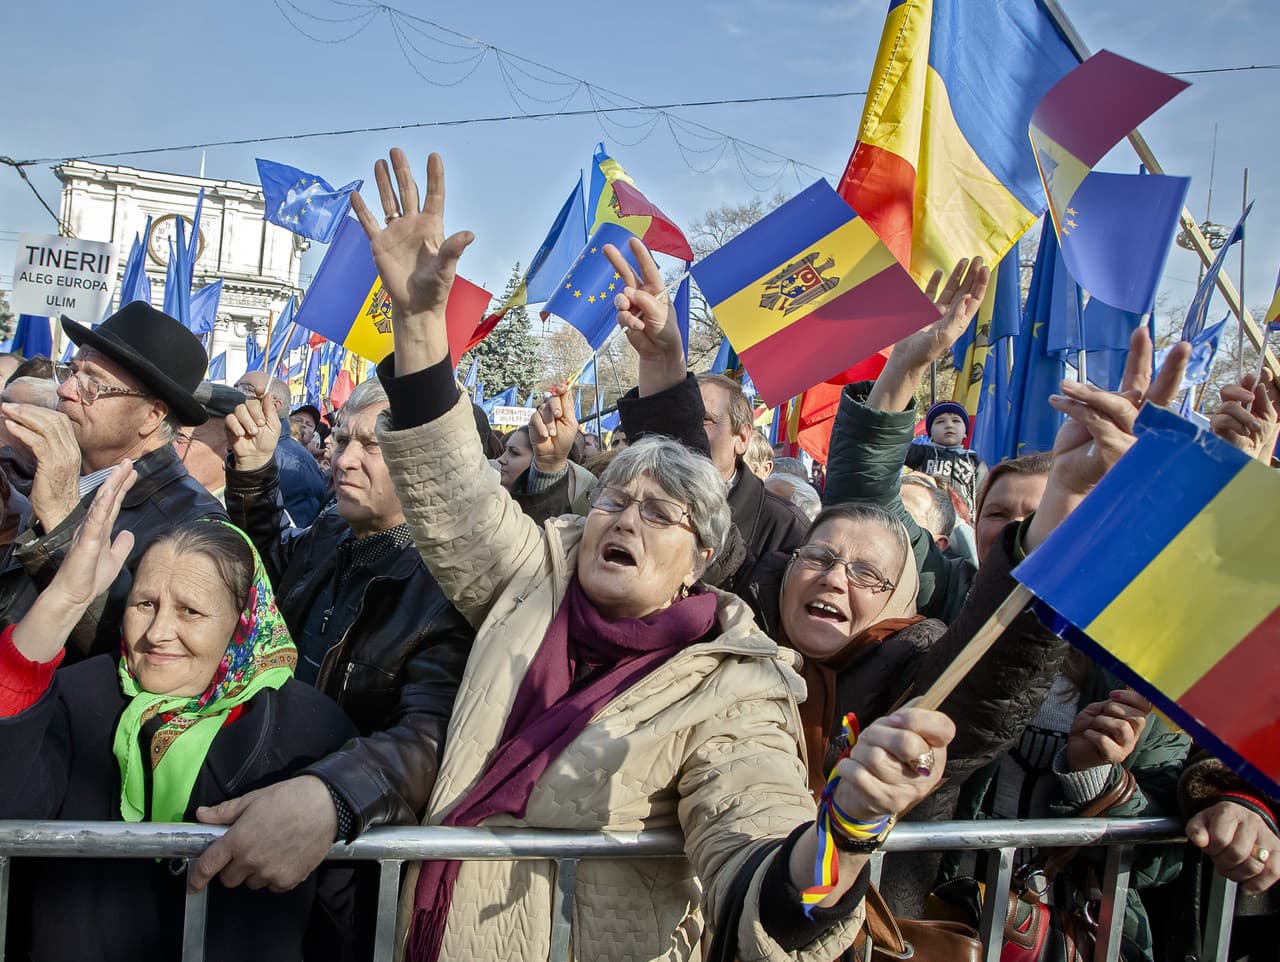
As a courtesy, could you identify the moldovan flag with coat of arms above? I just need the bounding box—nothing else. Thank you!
[294,216,493,364]
[690,180,939,408]
[1014,405,1280,797]
[839,0,1079,282]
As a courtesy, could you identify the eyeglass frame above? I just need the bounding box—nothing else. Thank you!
[53,361,153,406]
[587,485,694,532]
[789,544,897,594]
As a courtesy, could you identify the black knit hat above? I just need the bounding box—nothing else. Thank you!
[925,400,970,437]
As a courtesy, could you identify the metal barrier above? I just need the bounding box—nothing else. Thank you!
[0,817,1234,962]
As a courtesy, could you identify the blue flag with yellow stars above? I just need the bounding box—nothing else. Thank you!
[543,224,642,351]
[257,159,363,245]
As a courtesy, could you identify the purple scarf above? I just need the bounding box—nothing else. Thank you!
[408,576,718,962]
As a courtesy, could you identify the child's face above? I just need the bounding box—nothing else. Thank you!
[930,412,967,446]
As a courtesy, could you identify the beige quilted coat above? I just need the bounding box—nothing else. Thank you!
[378,392,866,962]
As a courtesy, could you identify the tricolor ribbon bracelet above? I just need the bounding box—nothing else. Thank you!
[801,713,895,918]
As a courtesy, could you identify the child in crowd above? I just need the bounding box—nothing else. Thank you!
[905,400,987,517]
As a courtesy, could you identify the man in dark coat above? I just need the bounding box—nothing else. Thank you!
[235,371,328,527]
[189,375,472,899]
[0,303,227,656]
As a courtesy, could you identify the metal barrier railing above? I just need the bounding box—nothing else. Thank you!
[0,817,1234,962]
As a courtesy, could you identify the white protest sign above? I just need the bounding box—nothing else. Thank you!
[492,406,537,427]
[11,233,117,322]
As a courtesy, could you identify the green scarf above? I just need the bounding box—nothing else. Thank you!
[111,522,297,824]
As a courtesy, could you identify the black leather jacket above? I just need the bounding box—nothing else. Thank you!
[225,458,472,835]
[0,443,228,658]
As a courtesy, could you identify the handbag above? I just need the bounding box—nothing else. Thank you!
[931,767,1138,962]
[860,883,983,962]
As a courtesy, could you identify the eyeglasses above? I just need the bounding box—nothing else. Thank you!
[791,545,896,594]
[588,485,691,528]
[53,362,151,406]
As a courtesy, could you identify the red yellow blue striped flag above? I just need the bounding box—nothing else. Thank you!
[1014,404,1280,795]
[839,0,1079,283]
[690,180,939,408]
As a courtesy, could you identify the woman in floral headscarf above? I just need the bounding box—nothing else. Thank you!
[0,461,358,962]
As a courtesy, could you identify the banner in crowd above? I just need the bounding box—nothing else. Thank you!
[11,233,116,323]
[294,216,492,364]
[1015,404,1280,797]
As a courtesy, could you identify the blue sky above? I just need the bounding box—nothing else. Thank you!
[3,0,1278,324]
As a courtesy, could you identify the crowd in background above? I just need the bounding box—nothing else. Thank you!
[0,147,1277,962]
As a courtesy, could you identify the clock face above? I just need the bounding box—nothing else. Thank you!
[147,213,206,267]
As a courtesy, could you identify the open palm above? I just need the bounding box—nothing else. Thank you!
[351,149,473,319]
[54,461,137,607]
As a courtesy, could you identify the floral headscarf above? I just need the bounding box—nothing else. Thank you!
[111,522,297,823]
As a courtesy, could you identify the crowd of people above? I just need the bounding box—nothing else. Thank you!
[0,146,1277,962]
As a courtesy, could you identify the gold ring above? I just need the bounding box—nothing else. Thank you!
[384,212,403,224]
[1254,846,1271,863]
[911,750,936,777]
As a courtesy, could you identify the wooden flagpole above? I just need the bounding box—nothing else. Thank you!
[1039,0,1278,378]
[913,584,1035,711]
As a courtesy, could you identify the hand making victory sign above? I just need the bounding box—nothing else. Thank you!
[350,149,474,376]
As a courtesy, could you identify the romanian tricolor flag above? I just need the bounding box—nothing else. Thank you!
[691,180,938,409]
[1029,51,1190,314]
[588,143,693,262]
[294,217,492,365]
[1015,405,1280,795]
[839,0,1079,283]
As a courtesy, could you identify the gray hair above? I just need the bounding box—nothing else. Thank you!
[341,377,388,421]
[597,435,730,560]
[770,456,808,481]
[901,474,956,537]
[765,473,821,521]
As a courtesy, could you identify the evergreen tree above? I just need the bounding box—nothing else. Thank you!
[0,291,14,344]
[460,264,542,400]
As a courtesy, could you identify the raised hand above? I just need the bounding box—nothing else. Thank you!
[11,460,137,663]
[866,257,989,412]
[527,384,579,474]
[1046,326,1190,496]
[1066,689,1150,771]
[831,707,955,822]
[225,394,281,473]
[1212,369,1279,464]
[350,149,474,374]
[0,402,83,532]
[607,238,680,360]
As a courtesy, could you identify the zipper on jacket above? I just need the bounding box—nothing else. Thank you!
[314,575,393,699]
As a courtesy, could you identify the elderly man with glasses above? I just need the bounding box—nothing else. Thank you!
[0,303,227,659]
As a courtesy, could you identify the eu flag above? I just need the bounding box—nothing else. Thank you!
[1182,205,1250,341]
[208,351,227,381]
[543,224,642,351]
[257,159,363,245]
[4,315,53,358]
[245,334,264,372]
[304,348,321,406]
[1007,219,1069,456]
[162,221,191,328]
[117,216,152,311]
[189,280,224,337]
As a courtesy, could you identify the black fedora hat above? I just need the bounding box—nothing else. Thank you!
[62,303,209,425]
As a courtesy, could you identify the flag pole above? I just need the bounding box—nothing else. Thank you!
[914,584,1035,711]
[267,318,300,398]
[1039,0,1276,377]
[1238,168,1248,381]
[593,349,602,436]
